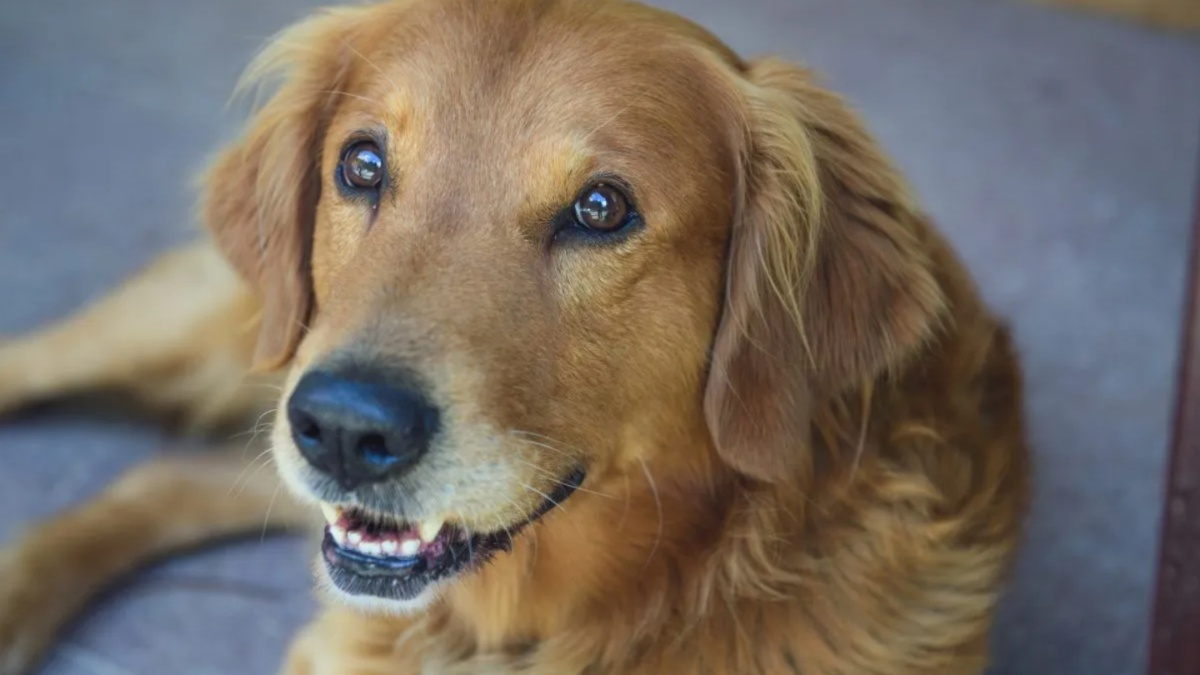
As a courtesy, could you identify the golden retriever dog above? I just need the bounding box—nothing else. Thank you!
[0,0,1030,673]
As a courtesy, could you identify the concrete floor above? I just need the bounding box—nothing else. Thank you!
[1,0,1198,673]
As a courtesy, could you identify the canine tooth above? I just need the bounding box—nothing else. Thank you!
[399,538,421,557]
[381,540,398,555]
[348,531,363,545]
[319,503,341,524]
[418,520,443,542]
[330,526,347,545]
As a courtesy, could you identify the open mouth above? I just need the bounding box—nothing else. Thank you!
[317,468,586,602]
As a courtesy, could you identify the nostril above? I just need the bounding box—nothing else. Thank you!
[295,415,323,443]
[357,433,398,467]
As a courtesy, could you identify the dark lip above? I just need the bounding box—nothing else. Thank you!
[321,467,586,601]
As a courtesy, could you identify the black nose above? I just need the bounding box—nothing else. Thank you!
[286,371,438,490]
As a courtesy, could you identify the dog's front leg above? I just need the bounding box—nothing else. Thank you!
[280,606,426,675]
[0,241,267,430]
[0,448,314,675]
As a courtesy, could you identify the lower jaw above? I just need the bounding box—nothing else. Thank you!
[320,529,503,602]
[317,468,587,602]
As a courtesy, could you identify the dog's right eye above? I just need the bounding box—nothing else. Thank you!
[339,140,384,190]
[573,184,631,233]
[551,180,642,246]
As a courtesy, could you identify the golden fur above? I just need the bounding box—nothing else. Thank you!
[0,1,1029,673]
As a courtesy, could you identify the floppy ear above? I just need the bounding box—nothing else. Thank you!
[199,8,365,371]
[704,58,946,482]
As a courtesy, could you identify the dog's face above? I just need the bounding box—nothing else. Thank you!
[203,0,944,611]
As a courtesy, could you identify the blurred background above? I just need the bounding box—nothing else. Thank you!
[1,0,1198,673]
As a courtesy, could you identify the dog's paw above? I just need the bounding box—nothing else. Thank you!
[0,547,66,675]
[0,344,20,416]
[0,341,34,419]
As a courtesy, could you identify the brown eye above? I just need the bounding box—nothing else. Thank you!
[572,183,631,232]
[340,140,384,189]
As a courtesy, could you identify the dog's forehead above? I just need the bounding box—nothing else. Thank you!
[358,3,728,136]
[334,0,740,215]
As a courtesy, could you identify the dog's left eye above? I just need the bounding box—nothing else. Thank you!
[340,140,384,190]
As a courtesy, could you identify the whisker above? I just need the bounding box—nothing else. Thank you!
[526,523,540,576]
[239,35,402,102]
[638,458,663,569]
[579,99,639,145]
[394,617,425,655]
[230,449,276,499]
[339,40,405,100]
[504,521,515,553]
[518,483,562,512]
[231,407,278,446]
[507,429,586,455]
[508,456,613,499]
[237,382,285,393]
[447,515,460,569]
[227,423,269,442]
[505,431,579,462]
[229,447,269,495]
[260,483,283,543]
[510,438,576,462]
[492,494,535,575]
[321,88,386,110]
[848,382,875,482]
[461,515,475,566]
[618,472,631,533]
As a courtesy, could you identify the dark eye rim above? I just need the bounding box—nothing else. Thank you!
[335,133,387,197]
[554,177,643,245]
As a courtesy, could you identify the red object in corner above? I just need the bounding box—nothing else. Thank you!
[1148,152,1200,675]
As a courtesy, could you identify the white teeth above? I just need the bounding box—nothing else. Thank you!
[399,538,422,557]
[319,503,342,525]
[418,520,443,542]
[328,511,438,559]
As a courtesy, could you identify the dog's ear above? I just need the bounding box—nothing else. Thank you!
[199,9,365,371]
[705,58,946,481]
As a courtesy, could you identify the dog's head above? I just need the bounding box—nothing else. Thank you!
[203,0,943,611]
